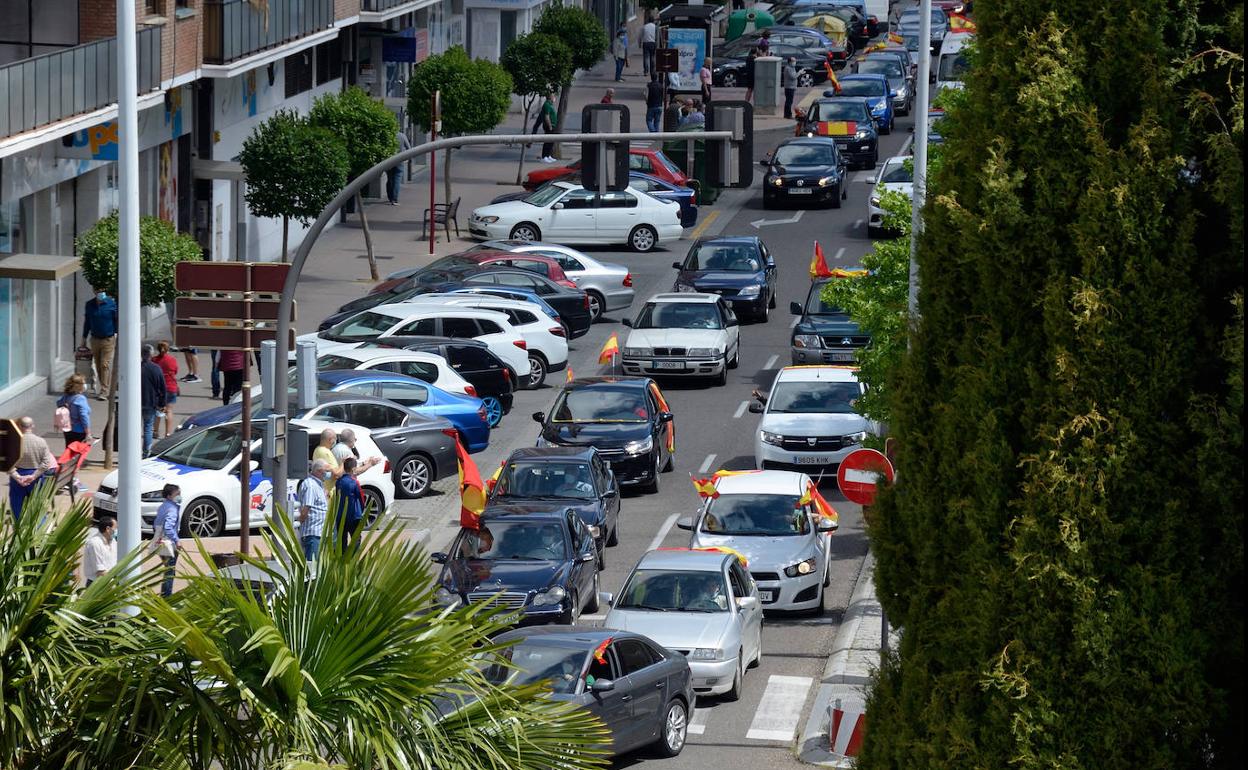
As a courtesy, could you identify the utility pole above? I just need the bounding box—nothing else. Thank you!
[428,91,439,255]
[909,0,932,319]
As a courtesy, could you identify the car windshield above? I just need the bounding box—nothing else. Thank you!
[703,493,809,536]
[805,285,848,314]
[481,643,587,695]
[683,243,761,272]
[458,520,567,561]
[615,569,730,613]
[634,302,723,330]
[838,79,886,97]
[857,59,903,78]
[768,381,860,414]
[551,387,649,423]
[773,143,837,166]
[327,311,400,338]
[901,9,945,23]
[159,425,253,470]
[524,185,568,207]
[880,159,912,183]
[938,53,969,81]
[811,101,870,122]
[495,461,595,500]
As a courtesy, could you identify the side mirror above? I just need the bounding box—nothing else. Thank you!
[676,516,694,531]
[658,411,674,424]
[431,552,448,564]
[736,595,759,611]
[817,519,840,533]
[591,678,616,693]
[622,318,633,328]
[748,401,764,414]
[758,158,771,168]
[531,411,545,423]
[726,316,738,327]
[598,591,614,607]
[671,261,683,270]
[552,202,565,210]
[578,552,596,563]
[790,301,803,316]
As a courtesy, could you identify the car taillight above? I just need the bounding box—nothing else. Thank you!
[502,367,511,382]
[623,272,633,287]
[582,294,591,309]
[550,325,566,337]
[558,279,578,289]
[464,384,477,397]
[513,339,528,349]
[383,460,391,473]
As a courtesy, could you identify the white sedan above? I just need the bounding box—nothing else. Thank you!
[468,182,683,252]
[867,155,913,237]
[621,293,740,386]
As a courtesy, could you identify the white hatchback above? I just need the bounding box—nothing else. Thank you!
[750,366,879,471]
[621,293,740,385]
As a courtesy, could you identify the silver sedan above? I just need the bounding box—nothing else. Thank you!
[476,239,636,322]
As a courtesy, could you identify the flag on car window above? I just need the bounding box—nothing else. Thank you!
[451,432,486,530]
[690,475,720,499]
[598,333,619,365]
[810,241,834,280]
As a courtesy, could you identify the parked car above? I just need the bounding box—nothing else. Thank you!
[488,446,621,565]
[93,420,395,538]
[315,348,474,393]
[798,97,879,169]
[936,32,971,92]
[601,548,763,700]
[832,73,895,133]
[679,470,838,613]
[789,277,871,365]
[866,155,913,237]
[533,377,675,494]
[469,182,683,253]
[897,5,948,54]
[373,250,576,295]
[469,241,635,321]
[749,365,878,471]
[622,293,740,385]
[462,267,594,337]
[671,236,778,321]
[770,3,875,50]
[711,39,827,89]
[484,627,694,757]
[523,147,690,191]
[726,26,847,62]
[762,137,850,209]
[492,171,698,229]
[432,507,601,625]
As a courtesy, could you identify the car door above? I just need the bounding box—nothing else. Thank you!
[439,315,485,342]
[584,646,632,754]
[567,511,598,604]
[595,190,641,240]
[545,188,597,240]
[592,453,619,536]
[448,343,509,397]
[728,560,763,663]
[613,639,668,750]
[718,299,740,361]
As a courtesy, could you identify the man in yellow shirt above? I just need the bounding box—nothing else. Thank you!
[312,428,342,492]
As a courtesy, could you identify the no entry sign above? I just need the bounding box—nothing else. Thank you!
[837,448,895,506]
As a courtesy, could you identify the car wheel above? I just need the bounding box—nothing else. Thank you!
[722,71,738,88]
[526,353,547,389]
[586,290,606,322]
[586,572,601,612]
[714,366,727,386]
[797,71,815,87]
[724,654,744,702]
[831,182,843,209]
[561,591,580,625]
[823,555,832,587]
[642,451,661,494]
[509,222,541,241]
[395,453,433,498]
[868,225,882,238]
[663,450,674,472]
[362,488,385,527]
[629,224,659,252]
[481,396,504,428]
[755,296,769,322]
[870,147,879,167]
[181,497,225,539]
[751,633,763,668]
[655,698,689,758]
[809,583,826,616]
[881,118,892,136]
[607,518,620,546]
[728,348,740,369]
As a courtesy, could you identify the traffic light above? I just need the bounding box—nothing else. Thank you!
[581,104,630,192]
[706,101,754,189]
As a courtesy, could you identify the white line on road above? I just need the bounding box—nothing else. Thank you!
[698,454,717,474]
[647,513,680,553]
[763,354,778,370]
[687,706,712,735]
[733,400,750,419]
[851,170,875,183]
[834,246,846,260]
[853,219,864,229]
[746,675,815,742]
[751,210,805,229]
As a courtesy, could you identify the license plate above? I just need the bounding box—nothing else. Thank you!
[796,456,832,465]
[829,351,856,362]
[652,361,685,369]
[94,497,117,511]
[758,590,776,602]
[788,188,813,195]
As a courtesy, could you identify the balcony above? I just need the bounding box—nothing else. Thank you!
[363,0,422,10]
[203,0,336,66]
[0,26,162,139]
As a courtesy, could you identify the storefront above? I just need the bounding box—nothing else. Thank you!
[464,0,551,62]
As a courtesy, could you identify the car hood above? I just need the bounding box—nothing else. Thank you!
[691,532,816,570]
[878,181,914,197]
[491,190,531,205]
[443,557,566,594]
[603,609,735,649]
[758,411,870,436]
[541,421,651,448]
[472,200,541,219]
[680,270,764,289]
[625,328,726,349]
[769,163,837,178]
[484,500,604,526]
[794,313,862,337]
[183,402,245,429]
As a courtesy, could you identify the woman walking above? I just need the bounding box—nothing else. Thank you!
[218,349,245,405]
[152,341,180,438]
[56,374,92,449]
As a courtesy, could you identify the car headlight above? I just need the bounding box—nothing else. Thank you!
[870,195,882,208]
[532,586,567,606]
[894,86,907,98]
[434,586,460,606]
[624,436,654,455]
[769,176,784,187]
[846,430,869,444]
[818,176,838,187]
[784,557,818,577]
[477,215,499,224]
[140,490,165,502]
[687,347,717,357]
[738,283,762,297]
[760,430,784,446]
[871,103,886,115]
[624,347,650,357]
[793,333,823,348]
[855,130,871,139]
[690,647,726,660]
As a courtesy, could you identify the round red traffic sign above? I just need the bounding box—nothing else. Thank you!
[837,448,895,506]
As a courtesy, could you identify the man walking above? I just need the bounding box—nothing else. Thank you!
[7,417,58,521]
[782,56,799,119]
[646,74,665,132]
[140,345,167,455]
[152,484,181,597]
[313,427,343,492]
[334,456,366,550]
[538,93,558,163]
[387,130,412,205]
[298,459,331,560]
[82,287,118,401]
[612,25,629,82]
[641,14,657,75]
[82,516,117,586]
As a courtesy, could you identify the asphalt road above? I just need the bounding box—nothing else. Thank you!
[301,108,918,767]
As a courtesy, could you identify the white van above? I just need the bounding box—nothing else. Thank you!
[935,33,972,93]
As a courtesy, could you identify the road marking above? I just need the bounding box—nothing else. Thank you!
[581,614,606,621]
[733,400,750,419]
[750,210,805,229]
[853,218,864,229]
[647,513,681,552]
[746,675,815,742]
[687,706,712,735]
[698,454,717,474]
[688,210,721,241]
[763,354,778,370]
[834,246,846,261]
[852,170,875,183]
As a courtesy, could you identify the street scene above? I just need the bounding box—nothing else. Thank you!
[1,2,1242,770]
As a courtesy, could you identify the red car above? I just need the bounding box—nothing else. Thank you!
[522,147,690,191]
[370,250,576,295]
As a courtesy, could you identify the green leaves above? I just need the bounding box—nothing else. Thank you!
[239,110,349,226]
[407,46,513,138]
[77,212,203,306]
[531,4,608,76]
[308,87,399,181]
[501,32,574,102]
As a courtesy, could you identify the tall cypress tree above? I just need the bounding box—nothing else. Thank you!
[861,1,1243,767]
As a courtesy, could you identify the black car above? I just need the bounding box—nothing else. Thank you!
[770,4,875,51]
[762,137,849,209]
[726,26,847,61]
[488,446,621,565]
[356,336,516,424]
[789,277,871,365]
[533,377,675,494]
[463,267,593,339]
[798,97,879,169]
[671,236,778,321]
[711,40,826,89]
[432,507,601,625]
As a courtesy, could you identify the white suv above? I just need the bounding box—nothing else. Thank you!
[750,366,878,470]
[621,293,740,386]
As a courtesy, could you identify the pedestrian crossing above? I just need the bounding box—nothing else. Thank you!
[745,675,815,742]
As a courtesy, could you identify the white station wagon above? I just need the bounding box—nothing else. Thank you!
[621,293,740,386]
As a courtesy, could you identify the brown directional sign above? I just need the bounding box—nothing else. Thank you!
[175,261,290,293]
[0,418,22,474]
[173,325,295,351]
[175,297,296,323]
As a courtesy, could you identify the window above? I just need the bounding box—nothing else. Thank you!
[396,317,437,336]
[339,383,378,397]
[380,382,429,406]
[615,639,660,675]
[599,191,638,209]
[587,647,617,682]
[490,272,540,290]
[312,404,351,422]
[560,189,596,210]
[315,37,342,85]
[476,319,504,335]
[729,562,754,598]
[507,259,552,277]
[285,50,314,98]
[442,317,480,338]
[449,345,500,371]
[396,360,438,382]
[348,403,406,429]
[628,154,654,173]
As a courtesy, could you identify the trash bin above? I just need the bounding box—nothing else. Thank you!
[662,130,719,206]
[725,9,775,42]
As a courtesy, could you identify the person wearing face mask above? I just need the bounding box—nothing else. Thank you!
[152,483,182,597]
[298,459,332,561]
[82,286,118,401]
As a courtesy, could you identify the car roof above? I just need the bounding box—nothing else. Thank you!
[693,235,761,247]
[496,625,629,646]
[400,294,545,312]
[779,136,839,147]
[635,548,732,572]
[372,302,512,322]
[329,348,442,364]
[713,469,808,496]
[646,292,720,304]
[362,335,487,349]
[564,375,652,390]
[816,96,872,106]
[774,364,861,383]
[507,446,598,462]
[317,369,429,386]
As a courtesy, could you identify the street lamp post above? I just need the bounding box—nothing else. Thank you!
[909,0,932,319]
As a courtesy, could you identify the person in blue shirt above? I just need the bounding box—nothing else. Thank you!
[56,373,92,449]
[334,457,365,551]
[152,483,181,597]
[81,287,118,402]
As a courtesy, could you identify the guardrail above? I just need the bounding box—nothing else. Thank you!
[203,0,335,65]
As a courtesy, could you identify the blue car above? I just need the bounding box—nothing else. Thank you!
[491,171,698,227]
[671,235,778,322]
[828,74,894,134]
[182,370,491,452]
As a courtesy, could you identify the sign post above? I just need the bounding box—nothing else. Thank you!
[836,447,895,506]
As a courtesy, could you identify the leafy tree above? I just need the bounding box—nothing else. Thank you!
[859,2,1243,768]
[408,46,512,205]
[238,109,349,261]
[532,4,609,159]
[501,32,574,183]
[308,87,399,281]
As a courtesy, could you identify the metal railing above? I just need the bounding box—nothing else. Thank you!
[0,26,161,138]
[203,0,335,65]
[362,0,420,11]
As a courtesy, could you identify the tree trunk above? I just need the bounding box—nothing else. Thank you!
[443,147,453,210]
[554,83,572,160]
[281,215,289,262]
[356,193,378,281]
[102,352,119,469]
[516,98,534,185]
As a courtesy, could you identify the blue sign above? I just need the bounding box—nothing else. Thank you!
[383,37,417,63]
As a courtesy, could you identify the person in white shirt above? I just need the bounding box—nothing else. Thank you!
[641,15,658,76]
[331,428,382,473]
[82,515,117,587]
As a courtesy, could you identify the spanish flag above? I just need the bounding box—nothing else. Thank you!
[713,469,761,479]
[865,41,887,53]
[453,434,486,530]
[810,241,833,280]
[650,382,676,452]
[829,268,869,278]
[598,332,619,365]
[593,637,612,664]
[694,545,749,567]
[824,59,841,93]
[690,475,719,499]
[799,481,840,527]
[948,13,977,33]
[818,120,857,136]
[565,366,575,383]
[485,461,503,493]
[888,32,904,45]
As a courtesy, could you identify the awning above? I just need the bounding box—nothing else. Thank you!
[0,252,81,280]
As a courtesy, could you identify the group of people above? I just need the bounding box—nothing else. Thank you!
[297,427,384,561]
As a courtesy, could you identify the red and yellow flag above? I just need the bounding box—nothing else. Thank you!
[865,41,887,53]
[712,469,761,479]
[453,434,486,530]
[649,382,675,452]
[598,332,619,365]
[565,366,575,383]
[799,481,840,526]
[818,120,857,136]
[593,637,612,664]
[810,241,833,280]
[485,461,504,493]
[829,268,869,279]
[948,13,977,33]
[690,475,719,499]
[694,545,748,567]
[888,32,904,44]
[824,60,841,93]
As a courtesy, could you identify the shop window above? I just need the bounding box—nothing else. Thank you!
[284,50,314,98]
[316,37,342,86]
[0,278,36,388]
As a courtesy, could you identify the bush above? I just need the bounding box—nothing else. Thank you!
[77,213,203,307]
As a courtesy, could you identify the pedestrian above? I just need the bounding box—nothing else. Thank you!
[217,349,246,405]
[82,515,117,587]
[298,459,331,560]
[665,93,684,131]
[601,87,615,104]
[81,286,118,401]
[152,483,181,597]
[744,48,757,102]
[313,427,343,492]
[139,344,167,455]
[612,25,629,82]
[387,129,412,205]
[56,373,92,450]
[181,347,202,383]
[782,56,799,119]
[645,73,665,132]
[333,428,383,474]
[538,93,558,163]
[7,417,58,521]
[680,99,705,127]
[208,349,221,400]
[334,456,366,551]
[700,57,714,103]
[152,341,179,439]
[641,14,657,75]
[758,30,772,56]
